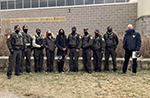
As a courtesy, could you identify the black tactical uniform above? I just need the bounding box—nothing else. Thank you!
[92,30,105,72]
[103,26,118,72]
[7,25,25,79]
[68,27,81,72]
[81,28,93,73]
[21,25,32,73]
[32,28,44,73]
[43,32,56,72]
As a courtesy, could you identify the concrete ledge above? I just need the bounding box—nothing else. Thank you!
[0,56,150,71]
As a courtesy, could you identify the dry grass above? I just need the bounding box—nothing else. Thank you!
[0,70,150,98]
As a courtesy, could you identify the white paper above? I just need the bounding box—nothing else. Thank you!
[132,51,137,58]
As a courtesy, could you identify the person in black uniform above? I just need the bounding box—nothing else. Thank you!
[81,28,93,73]
[103,26,119,72]
[43,30,56,72]
[120,24,141,75]
[21,25,32,73]
[6,25,26,79]
[56,29,68,73]
[32,28,44,73]
[68,26,82,72]
[92,29,105,72]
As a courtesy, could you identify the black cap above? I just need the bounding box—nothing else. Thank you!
[36,28,41,32]
[22,25,28,29]
[95,29,99,33]
[84,28,88,31]
[107,26,112,30]
[72,26,76,31]
[14,25,20,30]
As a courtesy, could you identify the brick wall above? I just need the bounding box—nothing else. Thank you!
[1,3,137,36]
[136,15,150,35]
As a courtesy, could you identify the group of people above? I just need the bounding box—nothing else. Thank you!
[6,24,141,79]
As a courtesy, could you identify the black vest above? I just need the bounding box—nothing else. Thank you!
[82,35,90,45]
[12,33,24,48]
[68,33,79,48]
[104,32,116,46]
[92,35,102,50]
[35,35,44,45]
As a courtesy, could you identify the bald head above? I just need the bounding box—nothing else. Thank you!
[127,24,133,30]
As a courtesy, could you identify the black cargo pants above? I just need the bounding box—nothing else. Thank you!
[104,47,117,71]
[82,48,92,72]
[7,50,22,76]
[22,48,32,73]
[93,49,103,71]
[33,48,44,72]
[69,48,79,72]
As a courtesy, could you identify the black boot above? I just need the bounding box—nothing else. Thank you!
[57,61,61,73]
[61,61,65,72]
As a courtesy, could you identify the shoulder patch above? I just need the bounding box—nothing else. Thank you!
[102,38,104,41]
[7,35,10,39]
[79,36,82,39]
[19,32,22,36]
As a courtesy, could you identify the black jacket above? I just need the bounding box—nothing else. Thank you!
[123,29,141,51]
[43,37,56,52]
[56,35,68,56]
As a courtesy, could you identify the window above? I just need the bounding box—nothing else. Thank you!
[1,1,7,10]
[66,0,74,6]
[105,0,114,3]
[48,0,56,7]
[85,0,93,5]
[57,0,65,6]
[95,0,104,4]
[76,0,83,5]
[16,0,22,9]
[116,0,125,3]
[40,0,47,7]
[24,0,30,8]
[32,0,38,8]
[8,0,15,9]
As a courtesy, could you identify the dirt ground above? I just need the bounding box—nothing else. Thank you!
[0,70,150,98]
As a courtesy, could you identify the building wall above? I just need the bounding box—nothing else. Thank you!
[136,15,150,35]
[1,3,137,36]
[138,0,150,18]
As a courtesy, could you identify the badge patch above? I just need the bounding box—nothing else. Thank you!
[133,35,135,37]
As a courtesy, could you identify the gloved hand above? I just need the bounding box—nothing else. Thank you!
[10,49,14,54]
[82,45,86,49]
[24,48,28,53]
[48,48,53,52]
[40,45,44,49]
[114,46,117,50]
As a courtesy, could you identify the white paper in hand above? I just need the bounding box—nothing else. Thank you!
[132,51,137,59]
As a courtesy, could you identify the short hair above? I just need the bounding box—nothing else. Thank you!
[127,24,133,28]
